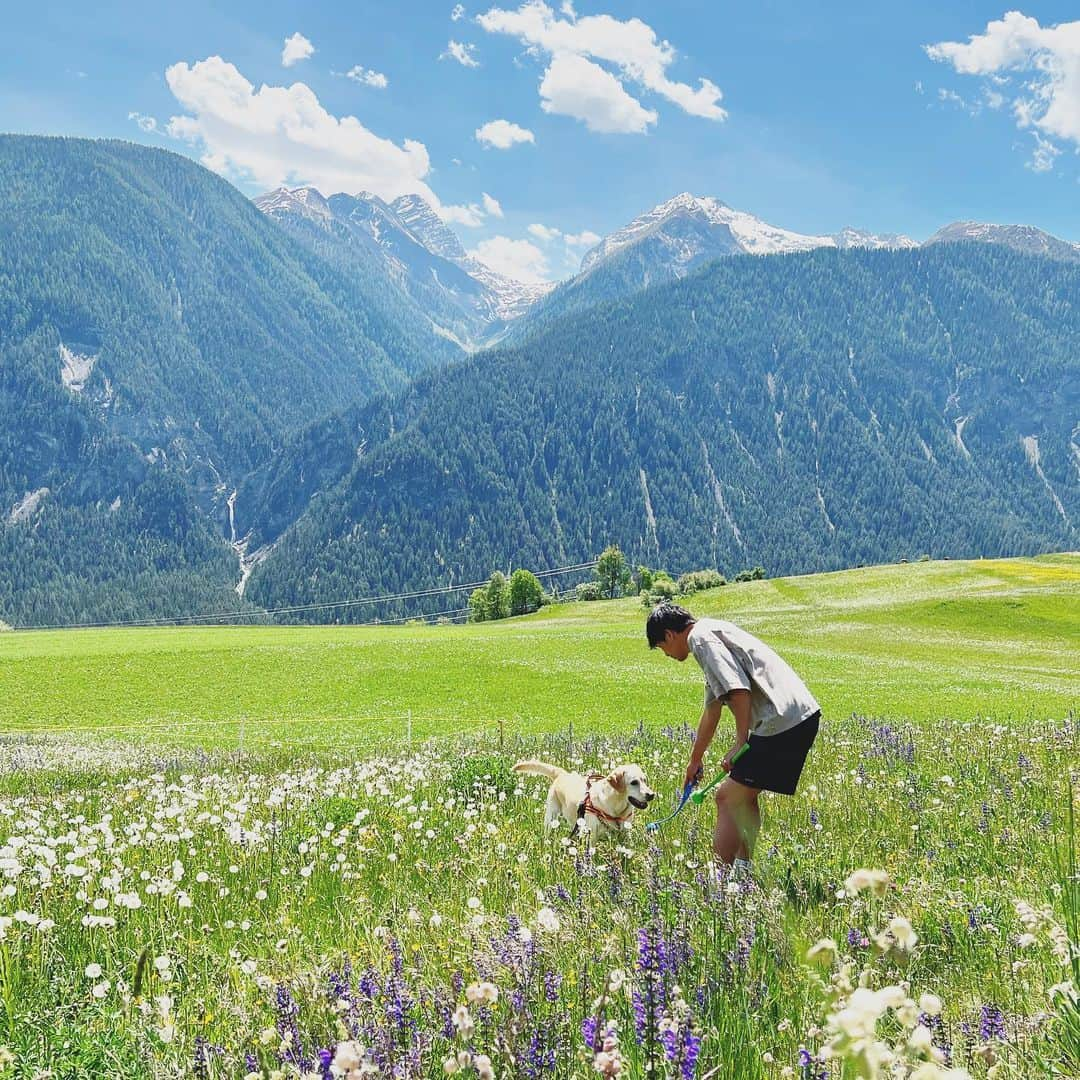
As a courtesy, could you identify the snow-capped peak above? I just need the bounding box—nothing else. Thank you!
[580,192,837,274]
[834,226,917,250]
[389,194,471,264]
[923,221,1080,262]
[253,185,332,223]
[390,193,554,318]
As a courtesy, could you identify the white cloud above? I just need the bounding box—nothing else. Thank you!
[1029,132,1062,172]
[540,52,657,133]
[442,40,480,67]
[475,118,535,148]
[528,222,562,241]
[528,222,601,266]
[164,56,437,203]
[128,111,159,133]
[346,65,388,88]
[452,3,466,19]
[468,235,551,281]
[564,228,601,248]
[441,202,486,226]
[476,2,726,129]
[439,193,503,226]
[281,32,314,68]
[926,12,1080,171]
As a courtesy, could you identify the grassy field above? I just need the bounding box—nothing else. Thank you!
[1,554,1076,749]
[0,555,1076,1079]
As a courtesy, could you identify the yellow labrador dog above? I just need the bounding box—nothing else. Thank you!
[512,760,656,839]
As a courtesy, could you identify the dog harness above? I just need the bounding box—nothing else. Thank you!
[576,773,631,830]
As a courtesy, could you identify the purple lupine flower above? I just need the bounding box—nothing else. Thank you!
[192,1036,210,1079]
[244,1052,259,1073]
[582,1014,599,1051]
[797,1047,827,1080]
[359,969,379,999]
[274,983,304,1066]
[522,1025,557,1078]
[980,1003,1006,1041]
[317,1047,334,1080]
[918,1013,952,1065]
[387,936,406,977]
[544,970,562,1002]
[681,1028,702,1079]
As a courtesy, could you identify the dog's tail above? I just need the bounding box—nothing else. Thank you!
[512,760,565,781]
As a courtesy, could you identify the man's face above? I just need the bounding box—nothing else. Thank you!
[657,629,690,662]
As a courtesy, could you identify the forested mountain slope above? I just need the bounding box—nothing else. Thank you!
[0,136,457,625]
[243,243,1078,618]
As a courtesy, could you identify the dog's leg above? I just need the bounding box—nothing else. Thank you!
[544,790,562,831]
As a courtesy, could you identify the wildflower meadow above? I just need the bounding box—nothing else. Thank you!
[0,556,1076,1079]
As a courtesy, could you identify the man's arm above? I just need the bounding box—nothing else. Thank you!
[721,688,752,771]
[685,698,723,786]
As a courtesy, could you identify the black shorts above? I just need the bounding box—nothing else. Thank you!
[730,711,820,796]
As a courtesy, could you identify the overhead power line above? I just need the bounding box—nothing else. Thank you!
[13,560,597,632]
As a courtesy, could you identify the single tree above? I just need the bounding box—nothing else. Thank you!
[595,544,631,599]
[484,571,511,620]
[509,568,544,616]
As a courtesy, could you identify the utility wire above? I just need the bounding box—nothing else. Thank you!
[13,560,597,632]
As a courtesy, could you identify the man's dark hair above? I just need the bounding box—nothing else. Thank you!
[645,602,695,648]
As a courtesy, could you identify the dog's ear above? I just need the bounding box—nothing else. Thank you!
[607,768,626,792]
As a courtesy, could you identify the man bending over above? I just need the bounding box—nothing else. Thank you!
[646,602,820,866]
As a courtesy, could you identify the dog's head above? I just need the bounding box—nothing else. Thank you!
[606,764,657,810]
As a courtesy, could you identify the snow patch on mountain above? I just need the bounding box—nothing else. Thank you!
[834,226,917,250]
[9,488,49,524]
[59,343,97,393]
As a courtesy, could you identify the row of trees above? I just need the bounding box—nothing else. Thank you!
[467,547,765,623]
[468,568,546,622]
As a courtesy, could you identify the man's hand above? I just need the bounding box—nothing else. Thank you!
[721,742,745,773]
[684,758,704,788]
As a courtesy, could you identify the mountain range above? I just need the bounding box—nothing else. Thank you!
[1,134,1076,626]
[254,185,1080,351]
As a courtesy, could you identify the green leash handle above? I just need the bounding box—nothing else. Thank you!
[689,742,750,804]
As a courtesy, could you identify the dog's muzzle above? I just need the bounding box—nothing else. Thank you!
[629,794,653,810]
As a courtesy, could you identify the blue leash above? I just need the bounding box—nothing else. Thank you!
[645,778,696,832]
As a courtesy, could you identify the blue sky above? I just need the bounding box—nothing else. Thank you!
[5,2,1080,281]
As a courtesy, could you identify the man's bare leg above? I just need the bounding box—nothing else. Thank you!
[713,778,761,863]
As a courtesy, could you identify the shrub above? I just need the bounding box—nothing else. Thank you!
[640,577,678,607]
[733,566,766,582]
[677,569,726,594]
[576,581,602,602]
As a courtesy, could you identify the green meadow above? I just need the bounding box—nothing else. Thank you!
[0,554,1076,1079]
[1,554,1076,749]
